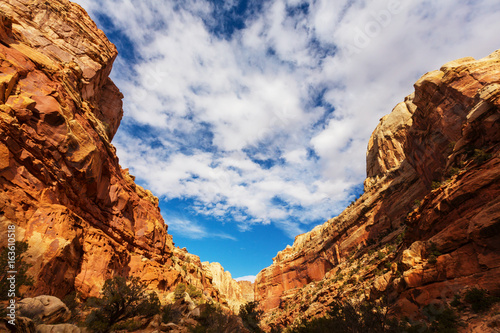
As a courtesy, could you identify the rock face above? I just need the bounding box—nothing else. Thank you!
[255,51,500,328]
[202,262,254,312]
[238,280,255,304]
[0,0,222,302]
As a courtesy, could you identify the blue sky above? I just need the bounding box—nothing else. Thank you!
[76,0,500,281]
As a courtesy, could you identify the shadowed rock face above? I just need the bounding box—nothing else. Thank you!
[255,51,500,327]
[0,0,221,301]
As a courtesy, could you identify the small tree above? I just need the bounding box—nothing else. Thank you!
[464,287,498,313]
[0,241,34,299]
[192,303,228,333]
[239,301,264,333]
[85,276,161,332]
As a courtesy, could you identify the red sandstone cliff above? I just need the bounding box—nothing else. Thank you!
[255,52,500,330]
[0,0,226,303]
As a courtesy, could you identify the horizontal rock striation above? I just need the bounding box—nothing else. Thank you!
[255,51,500,328]
[0,0,220,302]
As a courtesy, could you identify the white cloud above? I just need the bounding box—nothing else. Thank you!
[235,275,257,283]
[167,218,236,240]
[77,0,500,238]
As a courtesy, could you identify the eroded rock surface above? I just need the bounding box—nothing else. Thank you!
[202,262,255,312]
[255,51,500,329]
[0,0,221,302]
[18,295,70,324]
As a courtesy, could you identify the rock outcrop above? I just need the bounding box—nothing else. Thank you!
[0,0,221,302]
[238,280,255,304]
[202,262,254,312]
[255,51,500,328]
[18,295,70,324]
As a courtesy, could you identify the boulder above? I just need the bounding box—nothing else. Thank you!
[401,241,426,269]
[18,296,70,324]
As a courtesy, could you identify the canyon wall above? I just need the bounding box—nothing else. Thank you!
[0,0,230,304]
[255,51,500,329]
[202,262,255,312]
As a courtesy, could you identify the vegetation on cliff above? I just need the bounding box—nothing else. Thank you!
[84,276,161,332]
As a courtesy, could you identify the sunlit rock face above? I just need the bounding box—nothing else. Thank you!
[0,0,222,301]
[201,262,255,312]
[255,51,500,329]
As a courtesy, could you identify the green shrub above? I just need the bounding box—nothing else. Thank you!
[473,149,492,164]
[431,181,442,190]
[423,305,459,333]
[427,242,442,264]
[377,251,385,260]
[450,294,461,308]
[396,232,405,244]
[187,284,203,300]
[429,242,442,257]
[174,283,187,300]
[0,241,34,299]
[287,300,405,333]
[162,304,182,323]
[284,301,460,333]
[448,167,460,177]
[428,254,437,264]
[239,301,264,333]
[62,291,81,322]
[464,288,498,313]
[334,272,344,282]
[191,303,232,333]
[84,276,161,333]
[85,296,102,309]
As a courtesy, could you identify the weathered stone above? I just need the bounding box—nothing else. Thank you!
[401,241,426,269]
[201,262,253,312]
[189,307,201,318]
[0,0,222,306]
[18,296,70,324]
[373,272,392,292]
[255,50,500,327]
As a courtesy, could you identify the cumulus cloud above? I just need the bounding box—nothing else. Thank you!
[77,0,500,238]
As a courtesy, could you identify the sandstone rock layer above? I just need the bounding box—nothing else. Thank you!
[201,262,255,312]
[0,0,220,302]
[255,52,500,328]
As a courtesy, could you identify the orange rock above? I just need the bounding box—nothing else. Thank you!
[255,50,500,326]
[0,0,220,303]
[201,262,254,312]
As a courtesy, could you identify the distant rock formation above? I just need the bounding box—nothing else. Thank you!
[238,280,255,304]
[255,51,500,330]
[0,0,232,304]
[202,262,255,312]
